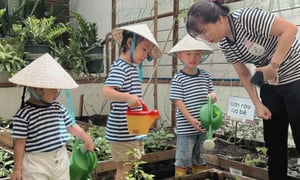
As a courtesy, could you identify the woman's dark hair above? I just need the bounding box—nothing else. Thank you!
[120,30,145,53]
[186,0,230,38]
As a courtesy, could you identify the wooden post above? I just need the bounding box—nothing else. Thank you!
[171,0,179,127]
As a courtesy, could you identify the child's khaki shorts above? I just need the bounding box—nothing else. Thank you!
[110,140,144,162]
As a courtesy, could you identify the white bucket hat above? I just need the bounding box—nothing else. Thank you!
[168,34,213,55]
[9,53,78,89]
[111,24,162,59]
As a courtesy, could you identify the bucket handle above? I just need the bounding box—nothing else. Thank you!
[127,101,149,112]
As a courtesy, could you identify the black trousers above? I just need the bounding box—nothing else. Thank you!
[260,80,300,180]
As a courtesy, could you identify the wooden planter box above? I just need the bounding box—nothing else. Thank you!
[175,168,255,180]
[205,154,268,180]
[0,127,13,148]
[205,154,300,180]
[94,149,176,173]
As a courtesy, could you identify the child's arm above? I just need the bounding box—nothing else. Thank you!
[10,138,26,180]
[67,125,94,152]
[102,86,141,107]
[174,100,204,132]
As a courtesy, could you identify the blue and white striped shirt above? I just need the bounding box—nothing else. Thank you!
[12,101,72,152]
[219,7,300,85]
[169,69,214,135]
[104,59,142,142]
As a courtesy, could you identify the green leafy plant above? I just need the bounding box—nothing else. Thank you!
[54,28,86,75]
[71,10,104,48]
[0,37,25,76]
[13,15,68,46]
[144,128,175,153]
[125,149,155,180]
[87,126,111,161]
[243,146,268,168]
[0,149,14,178]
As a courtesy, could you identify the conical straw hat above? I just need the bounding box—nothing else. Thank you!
[9,53,78,89]
[168,34,213,55]
[111,24,162,59]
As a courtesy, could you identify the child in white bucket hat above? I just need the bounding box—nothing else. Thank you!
[102,23,161,179]
[9,53,94,180]
[168,34,217,177]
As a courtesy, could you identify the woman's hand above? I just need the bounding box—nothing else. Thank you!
[256,102,272,120]
[256,63,279,84]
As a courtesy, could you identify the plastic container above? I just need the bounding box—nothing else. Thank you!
[199,96,223,150]
[69,140,98,180]
[127,102,160,134]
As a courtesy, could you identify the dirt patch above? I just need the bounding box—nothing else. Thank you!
[76,114,108,126]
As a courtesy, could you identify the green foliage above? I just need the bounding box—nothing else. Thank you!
[125,149,155,180]
[0,117,12,129]
[54,28,86,75]
[243,146,268,167]
[0,149,14,178]
[12,15,68,46]
[71,10,104,48]
[144,128,175,153]
[0,37,25,76]
[87,126,111,161]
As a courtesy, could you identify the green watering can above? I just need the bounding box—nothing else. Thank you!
[199,96,223,150]
[69,140,98,180]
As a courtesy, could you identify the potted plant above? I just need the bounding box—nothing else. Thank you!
[0,37,25,82]
[54,28,86,78]
[12,15,68,61]
[71,10,105,75]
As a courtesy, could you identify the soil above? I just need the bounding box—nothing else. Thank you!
[76,114,108,126]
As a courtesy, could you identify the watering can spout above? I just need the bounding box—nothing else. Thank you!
[199,96,223,150]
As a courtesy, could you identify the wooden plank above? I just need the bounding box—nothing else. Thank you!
[95,149,176,173]
[141,149,176,163]
[0,127,13,148]
[175,168,255,180]
[205,154,268,180]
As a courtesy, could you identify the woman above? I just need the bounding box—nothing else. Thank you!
[186,0,300,179]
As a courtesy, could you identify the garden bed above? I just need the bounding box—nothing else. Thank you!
[205,137,300,180]
[175,168,255,180]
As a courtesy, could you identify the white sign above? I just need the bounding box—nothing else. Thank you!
[227,96,255,123]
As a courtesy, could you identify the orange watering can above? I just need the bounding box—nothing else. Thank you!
[127,102,160,134]
[199,96,223,150]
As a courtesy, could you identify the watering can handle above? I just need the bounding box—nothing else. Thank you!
[208,95,212,122]
[127,101,149,111]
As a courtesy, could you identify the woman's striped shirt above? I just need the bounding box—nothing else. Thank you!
[219,7,300,85]
[12,101,72,152]
[104,59,142,142]
[169,69,214,135]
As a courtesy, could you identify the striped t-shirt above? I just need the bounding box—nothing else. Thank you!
[219,7,300,85]
[169,69,214,135]
[104,59,142,142]
[12,101,72,152]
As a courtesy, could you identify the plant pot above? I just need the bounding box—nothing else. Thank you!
[85,46,104,73]
[24,44,51,61]
[0,72,10,83]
